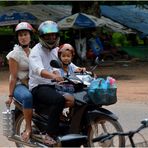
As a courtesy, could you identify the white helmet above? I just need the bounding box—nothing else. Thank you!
[15,22,33,33]
[15,22,33,48]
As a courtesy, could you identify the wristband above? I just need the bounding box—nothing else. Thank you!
[8,95,13,98]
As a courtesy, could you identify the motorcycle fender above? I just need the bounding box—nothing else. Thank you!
[87,107,118,121]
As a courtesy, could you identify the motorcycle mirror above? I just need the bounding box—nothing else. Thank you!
[141,118,148,127]
[94,56,100,65]
[90,56,100,71]
[50,60,62,68]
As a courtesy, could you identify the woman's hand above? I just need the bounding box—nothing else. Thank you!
[5,97,13,107]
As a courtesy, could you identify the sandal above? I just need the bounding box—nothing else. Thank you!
[44,134,57,146]
[21,130,31,142]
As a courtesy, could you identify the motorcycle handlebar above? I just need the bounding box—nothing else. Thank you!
[92,133,110,143]
[92,118,148,144]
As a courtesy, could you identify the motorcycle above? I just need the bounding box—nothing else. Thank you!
[2,58,125,147]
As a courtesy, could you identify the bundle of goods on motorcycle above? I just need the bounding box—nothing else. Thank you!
[87,76,117,105]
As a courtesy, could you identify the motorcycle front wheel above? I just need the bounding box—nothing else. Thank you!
[88,116,125,147]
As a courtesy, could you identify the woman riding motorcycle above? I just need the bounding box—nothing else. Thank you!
[6,22,34,142]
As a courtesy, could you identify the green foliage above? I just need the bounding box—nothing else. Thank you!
[0,1,147,7]
[111,32,130,47]
[0,1,71,6]
[0,26,14,35]
[0,1,31,6]
[99,1,148,6]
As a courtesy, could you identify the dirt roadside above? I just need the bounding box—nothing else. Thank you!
[0,61,148,103]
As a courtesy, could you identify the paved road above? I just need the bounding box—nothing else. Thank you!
[106,100,148,146]
[106,100,148,131]
[0,97,148,147]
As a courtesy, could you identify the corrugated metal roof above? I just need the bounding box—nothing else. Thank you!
[0,4,141,34]
[101,5,148,37]
[0,5,72,24]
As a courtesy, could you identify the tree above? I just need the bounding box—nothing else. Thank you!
[0,1,32,6]
[71,1,101,17]
[71,1,148,18]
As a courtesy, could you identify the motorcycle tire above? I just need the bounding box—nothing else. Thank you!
[87,116,125,147]
[15,112,26,147]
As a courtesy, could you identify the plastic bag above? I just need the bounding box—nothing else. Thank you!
[87,77,117,105]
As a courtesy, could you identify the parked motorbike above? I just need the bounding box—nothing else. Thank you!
[2,58,125,147]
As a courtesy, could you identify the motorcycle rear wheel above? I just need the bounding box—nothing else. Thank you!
[88,116,125,147]
[15,113,26,147]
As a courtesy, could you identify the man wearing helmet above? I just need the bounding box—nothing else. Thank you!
[5,22,34,142]
[38,21,60,50]
[29,20,65,146]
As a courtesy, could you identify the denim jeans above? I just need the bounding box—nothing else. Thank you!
[13,84,33,109]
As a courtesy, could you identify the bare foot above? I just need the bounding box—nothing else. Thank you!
[21,129,31,142]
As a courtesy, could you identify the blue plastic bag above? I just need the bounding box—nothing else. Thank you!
[87,77,117,105]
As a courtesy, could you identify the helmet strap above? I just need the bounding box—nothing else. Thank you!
[39,37,60,50]
[62,61,71,66]
[63,63,69,66]
[18,41,30,48]
[21,44,29,49]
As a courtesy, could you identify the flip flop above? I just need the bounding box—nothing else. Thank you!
[21,130,31,142]
[44,134,57,146]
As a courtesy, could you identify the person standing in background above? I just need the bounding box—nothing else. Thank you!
[74,30,87,65]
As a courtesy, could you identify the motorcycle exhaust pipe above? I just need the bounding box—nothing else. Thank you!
[8,135,47,147]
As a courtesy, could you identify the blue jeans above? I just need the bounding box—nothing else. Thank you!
[13,84,33,109]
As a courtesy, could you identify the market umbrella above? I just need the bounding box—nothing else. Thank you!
[58,13,106,62]
[0,10,38,26]
[57,12,105,30]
